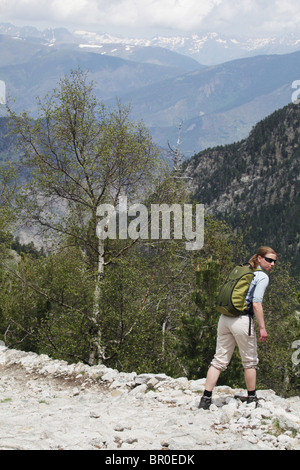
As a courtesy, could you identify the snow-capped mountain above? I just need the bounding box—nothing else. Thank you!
[73,30,300,65]
[2,22,300,66]
[2,22,300,156]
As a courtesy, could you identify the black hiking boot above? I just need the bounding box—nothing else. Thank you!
[247,395,259,406]
[198,396,212,410]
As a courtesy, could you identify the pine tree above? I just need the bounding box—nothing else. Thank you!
[176,258,220,380]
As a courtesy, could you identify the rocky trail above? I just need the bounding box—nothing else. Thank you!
[0,345,299,452]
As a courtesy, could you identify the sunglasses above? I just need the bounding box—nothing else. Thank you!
[263,256,276,264]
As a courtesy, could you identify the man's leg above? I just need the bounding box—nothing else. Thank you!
[244,367,256,392]
[199,315,235,410]
[244,368,258,404]
[204,365,221,392]
[234,316,259,404]
[198,366,221,409]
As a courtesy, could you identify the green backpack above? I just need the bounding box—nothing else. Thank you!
[216,264,255,317]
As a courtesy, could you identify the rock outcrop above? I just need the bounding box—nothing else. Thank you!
[0,345,299,450]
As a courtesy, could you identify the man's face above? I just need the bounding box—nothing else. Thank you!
[258,253,277,272]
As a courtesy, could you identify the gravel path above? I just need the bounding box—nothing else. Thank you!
[0,346,299,451]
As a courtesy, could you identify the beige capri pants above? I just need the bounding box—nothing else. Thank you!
[210,314,258,371]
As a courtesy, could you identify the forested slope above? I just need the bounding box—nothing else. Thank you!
[184,103,300,274]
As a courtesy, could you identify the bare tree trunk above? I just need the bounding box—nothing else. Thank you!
[89,236,105,365]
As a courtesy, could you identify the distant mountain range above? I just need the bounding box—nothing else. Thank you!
[0,36,203,126]
[127,51,300,156]
[1,22,300,157]
[73,30,300,66]
[2,22,300,65]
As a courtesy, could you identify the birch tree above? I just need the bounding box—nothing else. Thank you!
[0,162,17,241]
[9,69,160,364]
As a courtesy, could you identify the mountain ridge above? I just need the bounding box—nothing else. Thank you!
[123,50,300,155]
[3,22,300,65]
[183,102,300,272]
[0,41,200,116]
[2,22,300,155]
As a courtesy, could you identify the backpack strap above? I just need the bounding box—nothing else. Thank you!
[241,301,254,336]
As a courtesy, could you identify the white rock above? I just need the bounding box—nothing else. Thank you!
[277,434,295,450]
[220,403,239,424]
[0,345,299,451]
[129,384,148,395]
[101,369,119,382]
[237,417,249,428]
[168,436,196,450]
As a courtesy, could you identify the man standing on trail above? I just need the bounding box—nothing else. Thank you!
[199,246,277,410]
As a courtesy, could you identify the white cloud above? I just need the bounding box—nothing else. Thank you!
[1,0,300,36]
[0,0,90,24]
[87,0,223,30]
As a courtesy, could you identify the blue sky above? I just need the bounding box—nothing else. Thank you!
[1,0,300,37]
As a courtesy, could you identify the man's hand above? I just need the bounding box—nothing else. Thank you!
[259,327,268,342]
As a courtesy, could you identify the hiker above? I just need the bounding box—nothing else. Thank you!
[199,246,277,409]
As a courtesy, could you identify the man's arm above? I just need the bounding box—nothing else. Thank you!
[253,302,268,342]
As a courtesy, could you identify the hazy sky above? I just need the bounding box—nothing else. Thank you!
[1,0,300,37]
